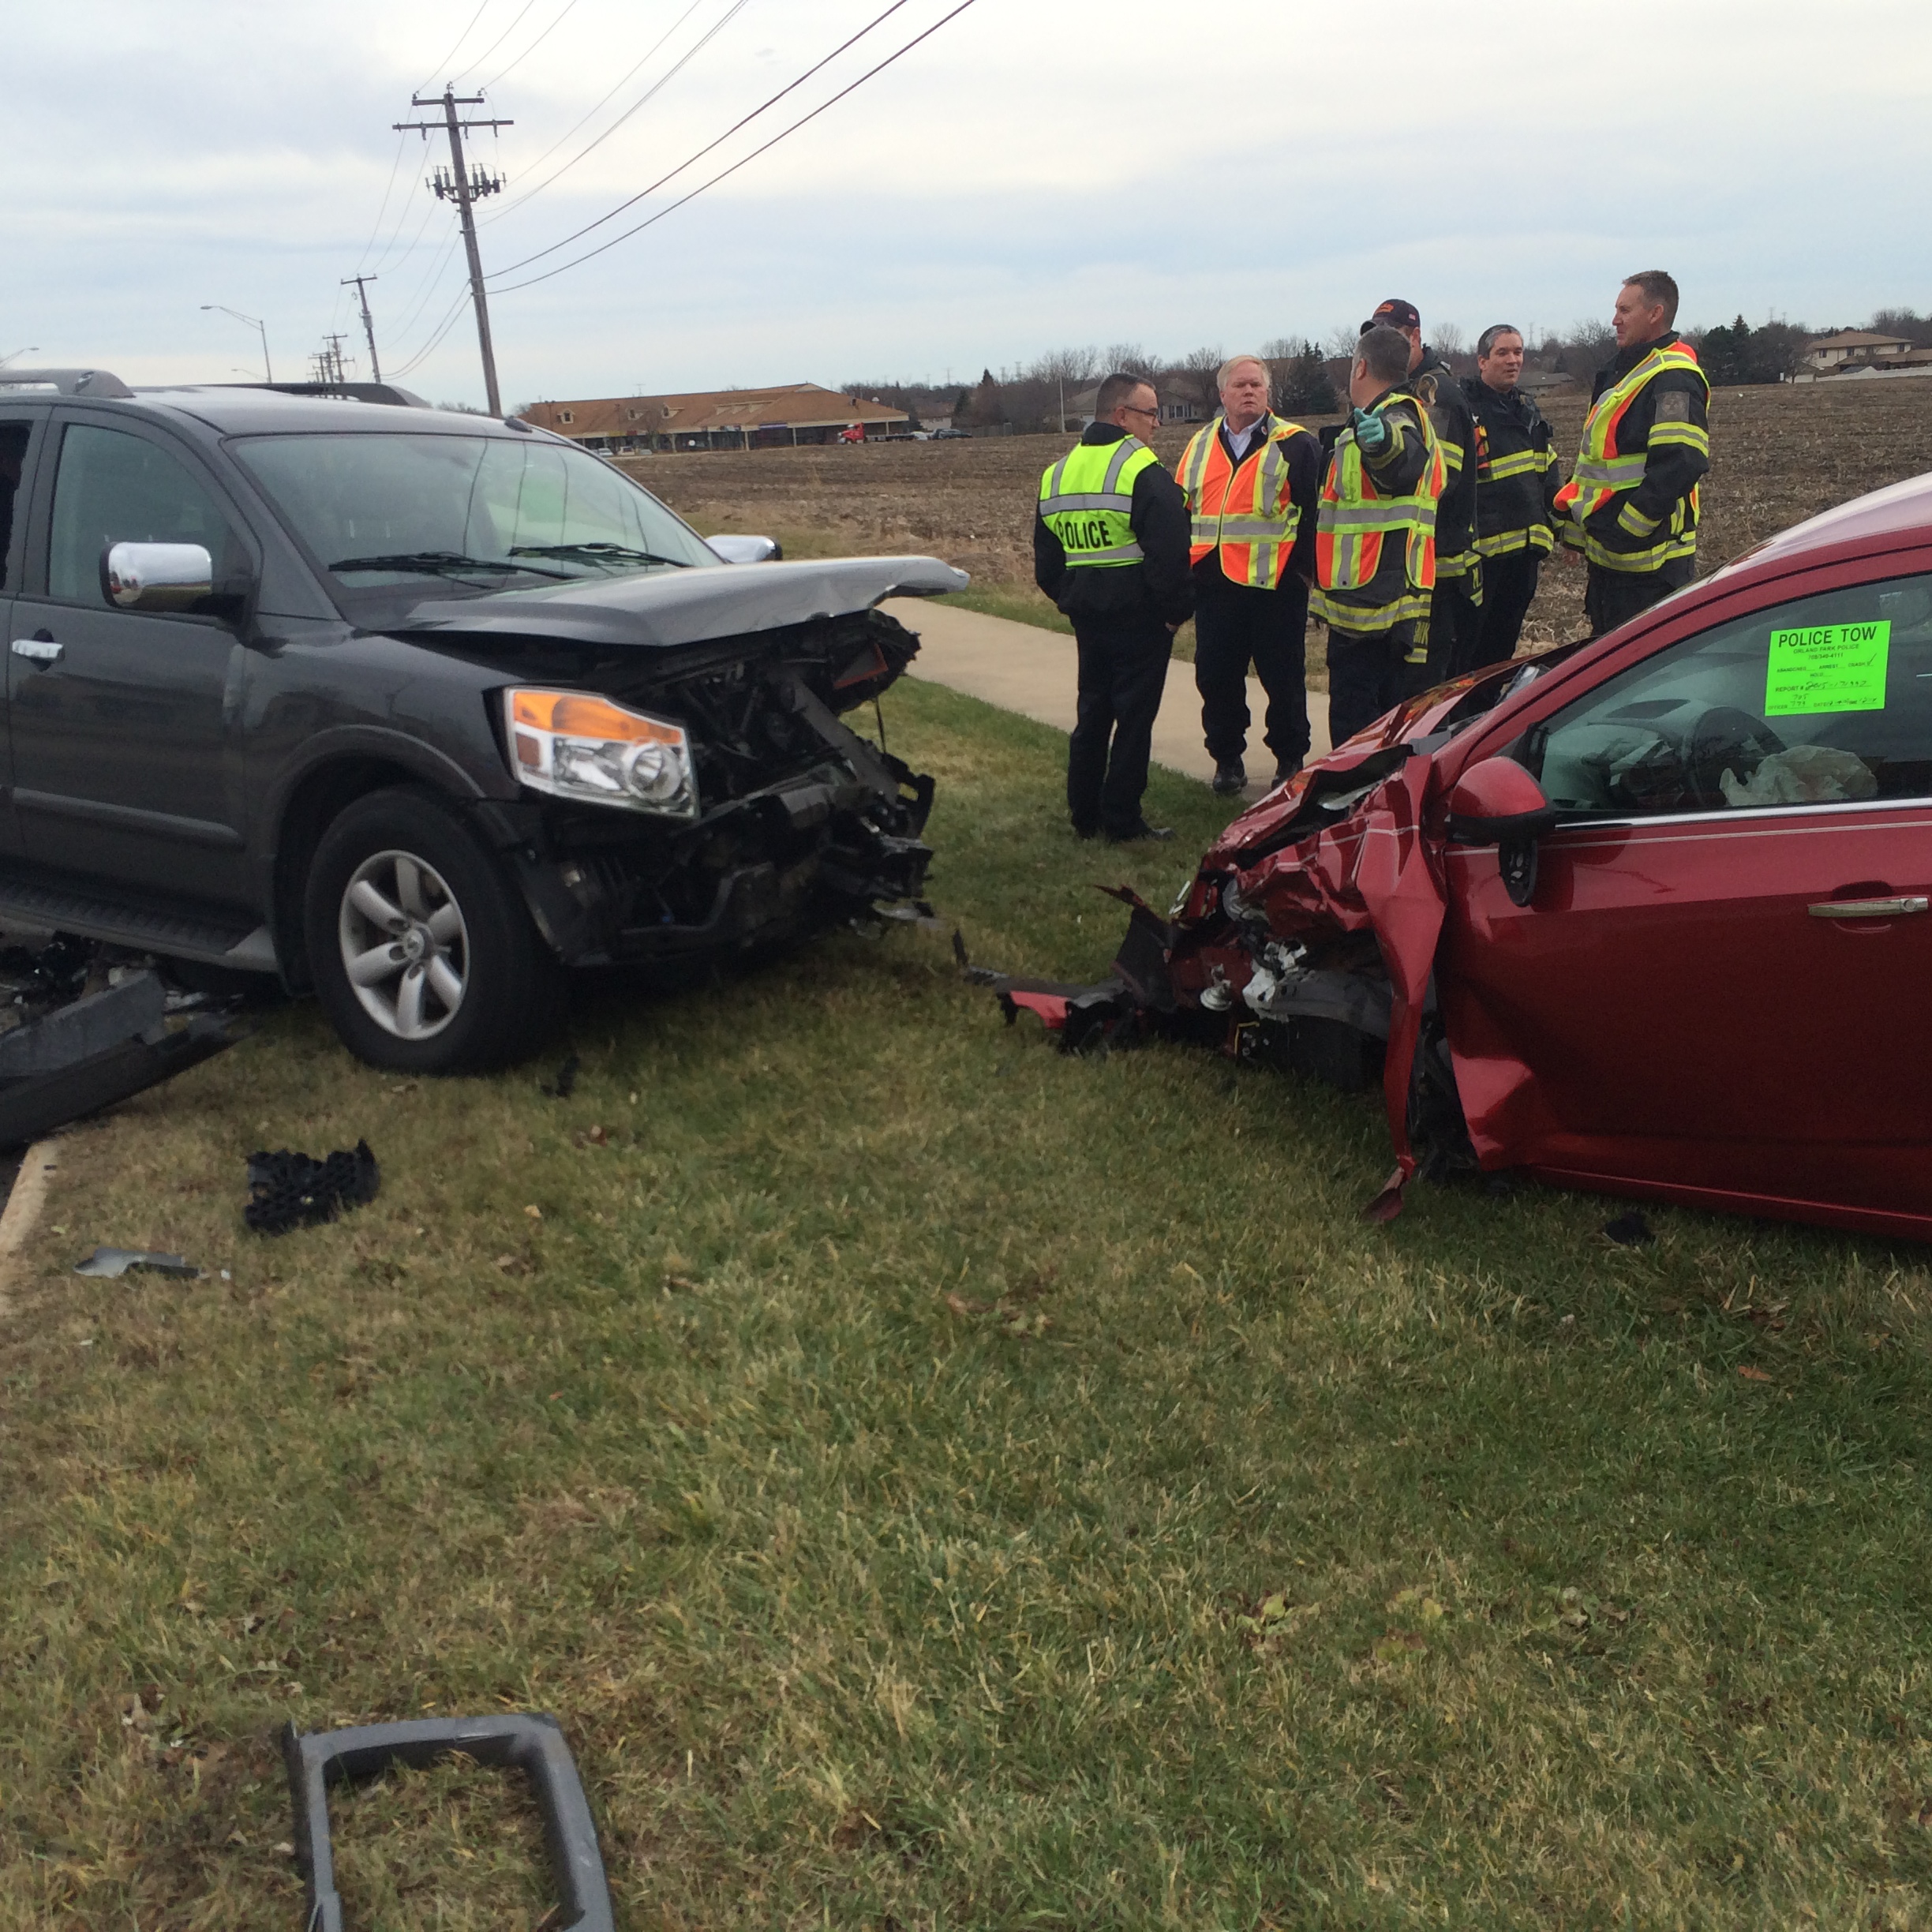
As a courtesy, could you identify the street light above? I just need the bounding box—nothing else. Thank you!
[0,346,39,369]
[200,305,273,383]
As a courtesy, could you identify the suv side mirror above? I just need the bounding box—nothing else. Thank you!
[1447,756,1557,908]
[706,534,782,564]
[103,541,214,612]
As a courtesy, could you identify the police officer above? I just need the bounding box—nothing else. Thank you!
[1034,371,1194,841]
[1362,298,1481,688]
[1554,270,1711,636]
[1461,323,1559,672]
[1174,354,1322,795]
[1312,325,1446,746]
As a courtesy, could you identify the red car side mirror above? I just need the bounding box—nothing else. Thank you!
[1446,758,1558,908]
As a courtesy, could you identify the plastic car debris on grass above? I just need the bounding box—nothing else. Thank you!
[282,1713,615,1932]
[245,1143,380,1235]
[0,955,242,1148]
[73,1246,200,1279]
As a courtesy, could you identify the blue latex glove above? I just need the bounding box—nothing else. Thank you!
[1350,406,1391,456]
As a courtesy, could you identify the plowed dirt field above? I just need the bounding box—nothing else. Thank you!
[625,378,1932,672]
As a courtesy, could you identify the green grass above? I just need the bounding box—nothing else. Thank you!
[5,680,1932,1927]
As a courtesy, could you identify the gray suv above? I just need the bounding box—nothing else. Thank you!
[0,372,961,1072]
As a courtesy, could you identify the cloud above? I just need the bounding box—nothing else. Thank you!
[2,0,1925,402]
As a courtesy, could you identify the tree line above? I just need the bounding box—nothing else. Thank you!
[844,305,1932,430]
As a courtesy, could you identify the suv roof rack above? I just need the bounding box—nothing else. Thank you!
[0,368,134,399]
[220,380,432,409]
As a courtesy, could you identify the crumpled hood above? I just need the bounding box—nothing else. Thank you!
[394,555,969,648]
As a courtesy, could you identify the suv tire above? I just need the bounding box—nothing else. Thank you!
[303,787,562,1073]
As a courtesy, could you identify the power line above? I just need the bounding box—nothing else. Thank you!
[354,133,411,275]
[489,0,912,275]
[489,0,978,295]
[389,284,478,378]
[479,0,726,223]
[419,0,496,89]
[452,0,544,84]
[477,0,583,91]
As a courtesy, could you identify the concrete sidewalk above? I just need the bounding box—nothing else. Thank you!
[883,597,1331,796]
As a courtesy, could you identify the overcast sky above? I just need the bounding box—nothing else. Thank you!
[5,0,1926,408]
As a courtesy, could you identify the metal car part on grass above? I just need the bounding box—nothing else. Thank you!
[281,1713,613,1932]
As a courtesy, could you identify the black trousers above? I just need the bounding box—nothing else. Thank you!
[1193,574,1311,768]
[1068,616,1173,837]
[1585,556,1694,637]
[1413,575,1482,692]
[1324,623,1413,748]
[1464,549,1542,674]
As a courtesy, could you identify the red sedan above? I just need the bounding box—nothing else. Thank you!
[1004,471,1932,1241]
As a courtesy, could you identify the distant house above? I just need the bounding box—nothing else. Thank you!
[1792,330,1932,384]
[1062,384,1211,432]
[518,382,910,451]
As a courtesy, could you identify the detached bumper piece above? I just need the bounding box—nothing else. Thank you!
[282,1713,615,1932]
[0,970,240,1146]
[967,891,1176,1056]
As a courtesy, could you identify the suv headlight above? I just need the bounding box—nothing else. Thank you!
[503,688,699,819]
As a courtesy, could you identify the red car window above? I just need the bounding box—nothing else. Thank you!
[1518,571,1932,817]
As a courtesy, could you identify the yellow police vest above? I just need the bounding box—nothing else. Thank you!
[1038,436,1158,567]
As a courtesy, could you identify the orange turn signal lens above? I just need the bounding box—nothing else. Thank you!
[511,689,683,745]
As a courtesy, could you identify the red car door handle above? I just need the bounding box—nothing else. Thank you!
[1807,896,1930,919]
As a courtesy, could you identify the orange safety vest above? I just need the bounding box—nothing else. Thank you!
[1312,391,1445,632]
[1174,414,1309,589]
[1553,339,1709,571]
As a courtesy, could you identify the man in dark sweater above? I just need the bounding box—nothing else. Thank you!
[1034,373,1194,841]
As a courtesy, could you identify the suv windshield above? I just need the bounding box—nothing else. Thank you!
[231,431,718,608]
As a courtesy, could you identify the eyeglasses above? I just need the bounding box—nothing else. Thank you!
[1121,402,1159,419]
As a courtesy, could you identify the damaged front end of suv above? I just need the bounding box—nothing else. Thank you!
[399,571,953,970]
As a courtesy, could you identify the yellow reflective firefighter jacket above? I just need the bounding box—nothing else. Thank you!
[1554,335,1711,573]
[1311,391,1446,636]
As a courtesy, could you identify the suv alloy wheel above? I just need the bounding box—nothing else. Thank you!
[303,788,562,1073]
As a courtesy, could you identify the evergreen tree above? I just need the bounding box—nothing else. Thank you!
[1276,341,1338,414]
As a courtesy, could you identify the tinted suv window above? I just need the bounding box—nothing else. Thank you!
[47,424,242,605]
[1523,572,1932,816]
[0,422,29,590]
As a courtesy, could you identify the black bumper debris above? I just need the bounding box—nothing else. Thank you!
[282,1713,615,1932]
[0,971,241,1148]
[245,1142,380,1234]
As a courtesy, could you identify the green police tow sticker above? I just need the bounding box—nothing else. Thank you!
[1765,620,1889,717]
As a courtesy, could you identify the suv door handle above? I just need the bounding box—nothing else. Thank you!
[10,636,62,666]
[1808,896,1930,919]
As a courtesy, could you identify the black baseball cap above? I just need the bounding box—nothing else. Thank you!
[1365,297,1421,332]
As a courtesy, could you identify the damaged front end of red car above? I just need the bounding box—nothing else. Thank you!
[974,668,1533,1220]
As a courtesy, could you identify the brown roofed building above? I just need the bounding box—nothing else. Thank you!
[518,383,910,452]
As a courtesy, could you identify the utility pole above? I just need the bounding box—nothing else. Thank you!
[341,274,382,382]
[312,334,351,385]
[395,89,512,415]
